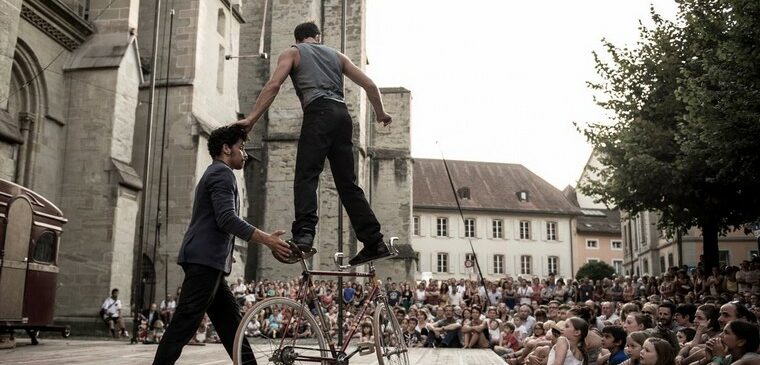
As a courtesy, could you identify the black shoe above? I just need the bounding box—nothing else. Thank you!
[273,234,317,264]
[348,241,392,266]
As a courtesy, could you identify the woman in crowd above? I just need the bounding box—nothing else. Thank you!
[439,282,451,307]
[554,280,568,303]
[503,281,517,310]
[569,306,602,364]
[639,337,674,365]
[623,313,653,334]
[676,303,722,365]
[414,281,426,308]
[703,320,760,365]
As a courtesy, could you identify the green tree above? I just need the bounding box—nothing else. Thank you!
[576,261,617,282]
[580,1,760,271]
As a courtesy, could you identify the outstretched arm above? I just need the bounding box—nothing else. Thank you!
[338,52,392,126]
[238,48,297,132]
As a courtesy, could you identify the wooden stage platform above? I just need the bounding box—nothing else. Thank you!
[0,338,506,364]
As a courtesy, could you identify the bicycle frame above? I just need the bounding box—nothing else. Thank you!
[272,259,386,363]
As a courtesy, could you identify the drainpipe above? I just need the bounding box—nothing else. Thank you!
[569,216,574,279]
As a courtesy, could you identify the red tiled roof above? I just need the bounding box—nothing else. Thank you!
[413,158,582,215]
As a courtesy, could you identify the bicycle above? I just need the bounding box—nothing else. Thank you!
[233,237,409,365]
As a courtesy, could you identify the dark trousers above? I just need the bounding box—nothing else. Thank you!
[292,98,383,246]
[152,264,254,365]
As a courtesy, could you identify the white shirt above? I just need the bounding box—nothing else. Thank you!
[160,299,176,311]
[517,286,533,305]
[102,297,122,317]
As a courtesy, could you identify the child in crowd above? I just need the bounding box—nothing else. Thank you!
[676,327,695,346]
[601,325,629,365]
[403,317,423,347]
[622,331,648,365]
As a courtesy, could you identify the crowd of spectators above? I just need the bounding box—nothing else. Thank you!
[229,257,760,364]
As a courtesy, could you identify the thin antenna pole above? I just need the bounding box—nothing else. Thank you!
[437,142,488,312]
[131,0,162,344]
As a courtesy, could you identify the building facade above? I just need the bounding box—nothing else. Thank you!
[565,151,624,275]
[412,159,580,281]
[622,213,758,277]
[0,0,413,332]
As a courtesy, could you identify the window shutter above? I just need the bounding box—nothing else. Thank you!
[459,253,465,273]
[430,253,434,272]
[448,253,454,274]
[514,220,520,239]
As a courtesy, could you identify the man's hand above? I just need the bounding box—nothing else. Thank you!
[377,112,392,127]
[251,229,291,258]
[234,117,255,133]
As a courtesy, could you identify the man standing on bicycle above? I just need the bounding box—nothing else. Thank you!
[236,21,393,267]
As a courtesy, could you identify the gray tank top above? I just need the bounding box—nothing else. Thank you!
[290,43,344,109]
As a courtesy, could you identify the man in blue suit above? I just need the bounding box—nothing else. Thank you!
[153,125,291,365]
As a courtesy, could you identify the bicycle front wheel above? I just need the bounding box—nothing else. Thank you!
[233,297,329,365]
[373,302,409,365]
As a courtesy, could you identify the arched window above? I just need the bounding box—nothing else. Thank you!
[217,8,226,36]
[32,230,57,264]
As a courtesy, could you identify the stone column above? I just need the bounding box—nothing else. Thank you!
[369,88,414,282]
[0,0,22,110]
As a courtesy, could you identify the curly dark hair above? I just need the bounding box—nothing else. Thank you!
[207,125,248,158]
[294,21,320,42]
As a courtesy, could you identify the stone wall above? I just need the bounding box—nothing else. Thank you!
[368,88,413,282]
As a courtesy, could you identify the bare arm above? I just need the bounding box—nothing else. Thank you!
[238,49,297,132]
[338,52,392,126]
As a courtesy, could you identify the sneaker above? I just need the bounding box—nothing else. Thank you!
[272,234,317,264]
[348,240,392,266]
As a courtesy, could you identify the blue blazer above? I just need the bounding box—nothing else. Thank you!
[178,160,256,274]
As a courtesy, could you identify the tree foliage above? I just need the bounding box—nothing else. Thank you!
[576,261,617,282]
[580,0,760,271]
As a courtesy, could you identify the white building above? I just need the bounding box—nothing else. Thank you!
[412,159,581,281]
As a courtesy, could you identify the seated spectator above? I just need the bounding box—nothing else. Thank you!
[487,319,502,348]
[677,327,696,346]
[100,288,128,338]
[404,317,423,347]
[426,305,462,348]
[494,322,519,356]
[639,338,674,365]
[141,303,161,330]
[462,306,488,349]
[622,331,648,365]
[159,294,176,324]
[600,325,629,365]
[704,320,759,365]
[359,321,374,343]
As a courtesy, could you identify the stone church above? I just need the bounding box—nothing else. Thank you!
[0,0,413,329]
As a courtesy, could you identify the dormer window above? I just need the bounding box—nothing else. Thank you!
[457,187,471,200]
[517,190,529,202]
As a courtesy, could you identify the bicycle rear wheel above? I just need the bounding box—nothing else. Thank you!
[373,302,409,365]
[233,297,329,365]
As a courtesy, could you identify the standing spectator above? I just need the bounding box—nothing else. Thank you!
[387,282,401,308]
[401,283,414,311]
[415,281,427,308]
[579,279,595,302]
[503,281,517,310]
[517,280,534,306]
[232,277,247,305]
[101,288,128,338]
[487,283,502,307]
[735,261,752,295]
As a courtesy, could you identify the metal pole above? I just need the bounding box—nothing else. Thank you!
[131,0,162,344]
[336,0,347,347]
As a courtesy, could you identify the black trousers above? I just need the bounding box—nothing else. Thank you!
[152,264,254,364]
[292,98,383,246]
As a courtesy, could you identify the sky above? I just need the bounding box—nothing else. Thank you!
[364,0,679,189]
